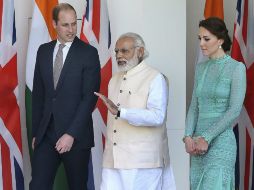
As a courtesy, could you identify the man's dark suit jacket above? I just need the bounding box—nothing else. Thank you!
[32,36,101,148]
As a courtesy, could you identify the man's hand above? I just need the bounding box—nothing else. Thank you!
[32,137,36,150]
[94,92,118,115]
[55,134,74,154]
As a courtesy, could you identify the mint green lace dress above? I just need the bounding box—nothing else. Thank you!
[185,55,246,190]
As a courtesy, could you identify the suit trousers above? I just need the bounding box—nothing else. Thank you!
[29,117,91,190]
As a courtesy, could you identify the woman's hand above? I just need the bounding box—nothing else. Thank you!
[184,137,196,155]
[194,137,208,155]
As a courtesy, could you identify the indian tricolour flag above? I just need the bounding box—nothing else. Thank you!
[25,0,69,189]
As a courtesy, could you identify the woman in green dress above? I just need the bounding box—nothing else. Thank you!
[184,17,246,190]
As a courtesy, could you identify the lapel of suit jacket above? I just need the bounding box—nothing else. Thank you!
[55,36,79,92]
[46,40,56,94]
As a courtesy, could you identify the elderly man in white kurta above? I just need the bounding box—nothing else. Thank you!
[95,32,176,190]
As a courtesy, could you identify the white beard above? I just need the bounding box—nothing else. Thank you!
[117,54,139,72]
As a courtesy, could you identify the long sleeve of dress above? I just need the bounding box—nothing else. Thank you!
[120,73,168,127]
[185,64,200,137]
[201,63,246,144]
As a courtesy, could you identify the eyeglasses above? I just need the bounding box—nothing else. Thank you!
[114,46,139,55]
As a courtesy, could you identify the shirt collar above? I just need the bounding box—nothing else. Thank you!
[56,40,72,48]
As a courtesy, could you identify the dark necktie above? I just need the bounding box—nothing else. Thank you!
[53,44,65,89]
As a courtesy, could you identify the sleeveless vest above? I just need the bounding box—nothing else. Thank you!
[103,62,170,169]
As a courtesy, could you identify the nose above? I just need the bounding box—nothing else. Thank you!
[68,25,73,33]
[115,51,123,59]
[116,54,121,61]
[199,39,205,47]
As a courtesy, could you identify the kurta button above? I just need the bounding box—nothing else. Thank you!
[120,90,123,93]
[123,77,126,80]
[117,103,120,106]
[114,130,117,133]
[114,143,117,146]
[129,91,131,95]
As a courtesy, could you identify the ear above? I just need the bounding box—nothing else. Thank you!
[218,39,224,46]
[52,20,57,29]
[138,47,145,58]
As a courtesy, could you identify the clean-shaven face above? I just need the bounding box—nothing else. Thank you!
[53,9,77,44]
[115,37,140,72]
[198,26,223,58]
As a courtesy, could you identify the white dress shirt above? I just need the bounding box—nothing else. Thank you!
[53,40,72,66]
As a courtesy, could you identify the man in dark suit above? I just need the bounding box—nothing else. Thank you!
[29,3,100,190]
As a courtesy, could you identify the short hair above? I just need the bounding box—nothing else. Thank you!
[199,17,232,51]
[52,3,76,24]
[118,32,149,60]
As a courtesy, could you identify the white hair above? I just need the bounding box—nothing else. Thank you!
[118,32,149,60]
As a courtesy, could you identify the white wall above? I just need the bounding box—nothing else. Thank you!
[15,0,187,189]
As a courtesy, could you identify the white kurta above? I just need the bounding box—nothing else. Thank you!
[101,74,176,190]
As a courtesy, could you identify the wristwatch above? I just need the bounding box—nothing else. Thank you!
[117,110,121,117]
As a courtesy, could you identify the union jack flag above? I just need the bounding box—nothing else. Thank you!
[80,0,112,189]
[0,0,24,189]
[231,0,254,189]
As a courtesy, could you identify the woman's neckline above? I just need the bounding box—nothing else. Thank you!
[209,54,229,61]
